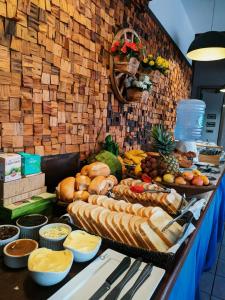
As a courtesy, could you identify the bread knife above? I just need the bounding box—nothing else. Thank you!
[104,258,142,300]
[120,263,153,300]
[88,256,131,300]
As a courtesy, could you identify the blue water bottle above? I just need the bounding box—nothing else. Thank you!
[175,99,206,141]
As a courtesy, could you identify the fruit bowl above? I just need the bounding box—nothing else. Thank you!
[160,181,217,197]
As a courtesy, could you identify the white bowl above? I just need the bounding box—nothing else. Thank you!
[3,239,38,268]
[0,225,20,255]
[39,223,72,250]
[28,249,73,286]
[63,230,102,263]
[16,214,48,241]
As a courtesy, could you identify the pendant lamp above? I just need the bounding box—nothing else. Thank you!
[187,0,225,61]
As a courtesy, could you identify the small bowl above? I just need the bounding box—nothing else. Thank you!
[16,214,48,241]
[28,248,73,286]
[63,230,102,262]
[3,239,38,268]
[39,223,72,250]
[0,225,20,255]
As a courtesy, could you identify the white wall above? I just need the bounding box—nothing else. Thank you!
[149,0,195,57]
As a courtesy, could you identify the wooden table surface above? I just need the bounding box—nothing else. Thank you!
[0,165,224,300]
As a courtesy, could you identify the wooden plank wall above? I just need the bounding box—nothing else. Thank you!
[0,0,192,158]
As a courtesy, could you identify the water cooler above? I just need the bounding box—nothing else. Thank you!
[175,99,206,161]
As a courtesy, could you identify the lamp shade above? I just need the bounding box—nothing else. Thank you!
[187,31,225,61]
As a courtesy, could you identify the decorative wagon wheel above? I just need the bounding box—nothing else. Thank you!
[110,28,142,104]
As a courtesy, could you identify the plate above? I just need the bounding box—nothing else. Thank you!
[160,182,216,196]
[48,249,165,300]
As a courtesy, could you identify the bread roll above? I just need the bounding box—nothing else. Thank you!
[58,177,75,202]
[73,191,89,202]
[106,175,118,188]
[85,162,111,178]
[75,175,91,191]
[88,176,109,195]
[80,166,89,176]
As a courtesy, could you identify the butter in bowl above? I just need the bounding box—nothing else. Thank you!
[63,230,102,262]
[28,248,73,286]
[39,223,72,250]
[3,239,38,268]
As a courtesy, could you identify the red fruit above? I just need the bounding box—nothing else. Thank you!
[191,176,204,186]
[141,174,152,183]
[130,185,144,193]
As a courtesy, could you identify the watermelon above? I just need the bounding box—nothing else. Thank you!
[95,150,122,181]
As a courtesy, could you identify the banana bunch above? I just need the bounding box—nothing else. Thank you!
[124,150,147,165]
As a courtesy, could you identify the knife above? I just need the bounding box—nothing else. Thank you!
[89,256,131,300]
[120,263,153,300]
[104,258,142,300]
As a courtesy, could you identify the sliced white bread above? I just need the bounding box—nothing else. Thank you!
[90,206,106,236]
[98,209,114,239]
[70,201,84,227]
[138,206,153,218]
[76,202,94,233]
[120,213,139,247]
[125,215,146,248]
[111,212,131,245]
[105,211,124,243]
[88,194,100,205]
[148,207,183,246]
[139,222,169,252]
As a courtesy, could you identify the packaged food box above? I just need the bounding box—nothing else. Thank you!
[0,153,21,182]
[0,173,45,201]
[0,193,56,221]
[18,152,41,176]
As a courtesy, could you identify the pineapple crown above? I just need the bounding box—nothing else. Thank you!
[151,124,176,155]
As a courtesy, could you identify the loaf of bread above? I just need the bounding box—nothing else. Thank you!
[112,178,183,214]
[68,195,183,252]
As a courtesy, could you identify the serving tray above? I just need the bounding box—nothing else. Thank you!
[160,182,216,197]
[48,249,165,300]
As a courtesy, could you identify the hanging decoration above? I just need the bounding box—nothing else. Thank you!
[110,28,170,103]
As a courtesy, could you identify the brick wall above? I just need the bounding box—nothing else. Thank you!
[0,0,192,158]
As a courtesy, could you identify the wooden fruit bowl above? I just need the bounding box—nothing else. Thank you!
[160,181,217,197]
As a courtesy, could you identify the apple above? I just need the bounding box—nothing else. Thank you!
[182,171,194,181]
[191,176,204,186]
[175,176,187,185]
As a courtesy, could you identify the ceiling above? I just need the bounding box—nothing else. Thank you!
[181,0,225,33]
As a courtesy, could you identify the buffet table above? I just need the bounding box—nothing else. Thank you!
[154,166,225,300]
[0,167,224,300]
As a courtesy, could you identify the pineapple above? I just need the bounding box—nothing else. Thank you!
[151,125,179,175]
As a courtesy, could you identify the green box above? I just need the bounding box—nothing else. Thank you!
[18,152,41,176]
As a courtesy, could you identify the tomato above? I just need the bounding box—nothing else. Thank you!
[130,185,145,193]
[141,174,152,183]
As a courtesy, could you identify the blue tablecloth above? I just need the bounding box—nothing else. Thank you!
[169,175,225,300]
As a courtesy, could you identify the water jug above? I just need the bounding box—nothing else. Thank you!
[175,99,206,141]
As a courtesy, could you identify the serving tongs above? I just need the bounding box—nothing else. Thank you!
[161,197,198,232]
[129,185,172,194]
